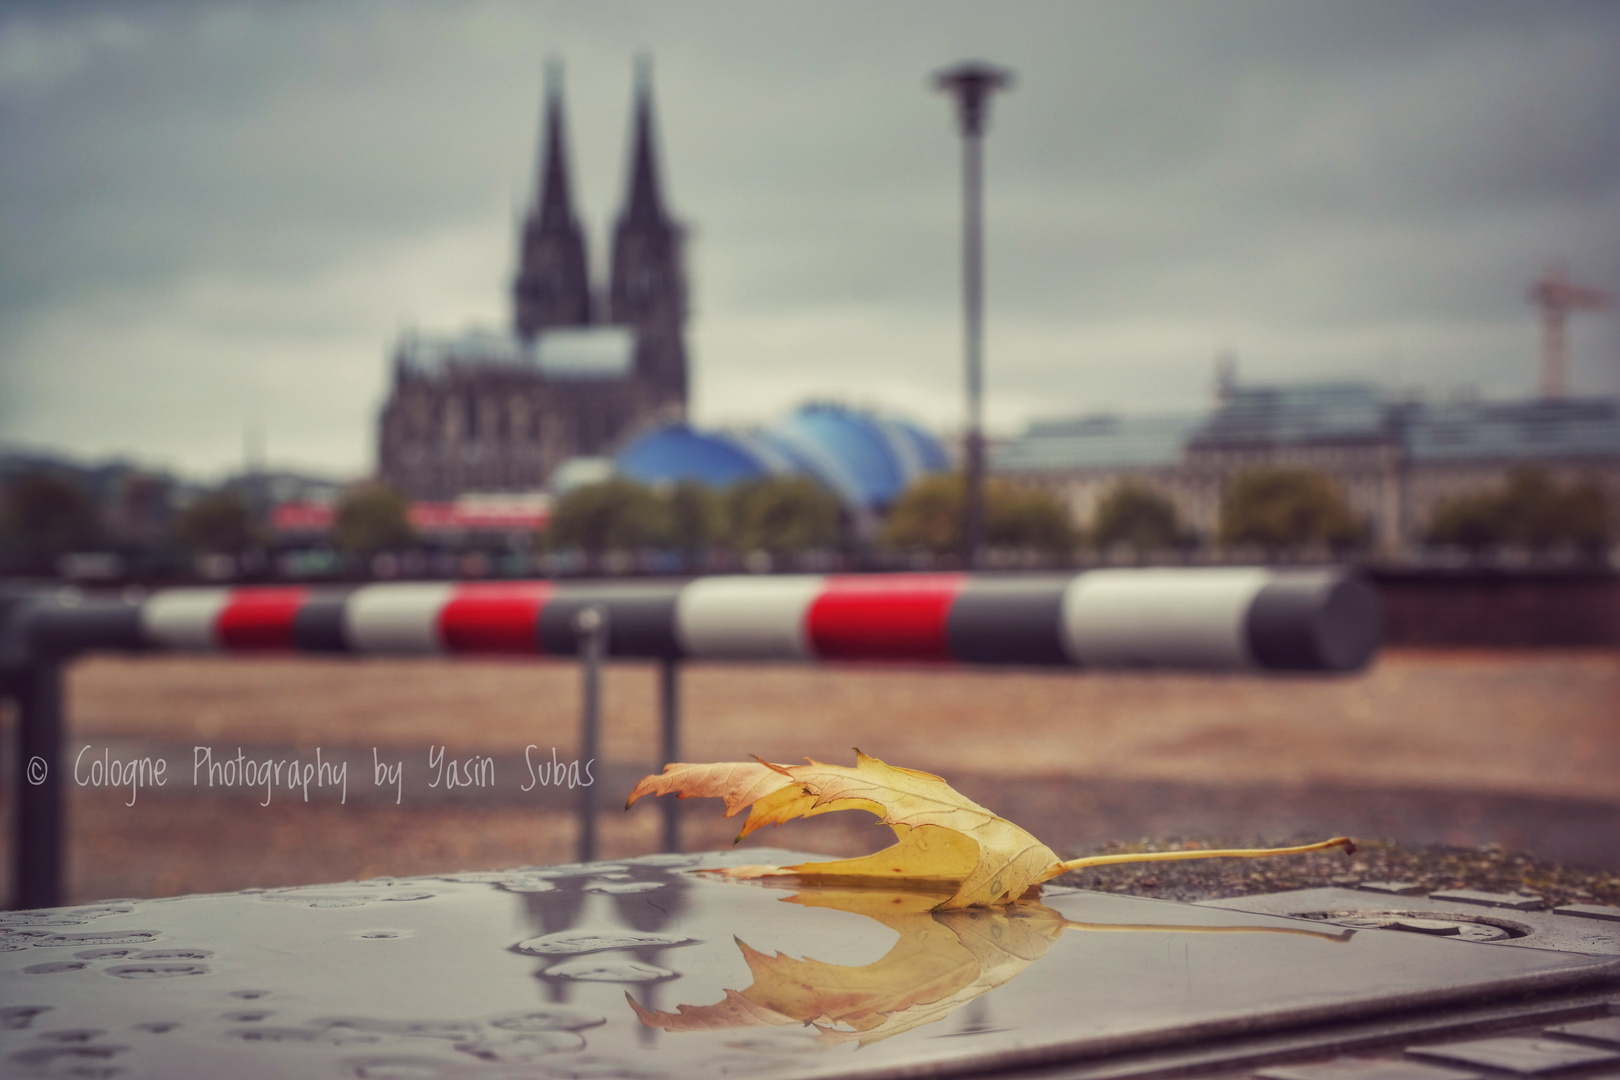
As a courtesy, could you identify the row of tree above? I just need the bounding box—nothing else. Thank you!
[2,464,1611,572]
[1424,467,1610,553]
[0,472,415,569]
[548,477,842,557]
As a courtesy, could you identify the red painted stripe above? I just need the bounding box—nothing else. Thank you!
[217,587,308,651]
[438,582,553,654]
[806,574,967,661]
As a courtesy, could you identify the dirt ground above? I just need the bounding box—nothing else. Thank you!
[3,647,1617,904]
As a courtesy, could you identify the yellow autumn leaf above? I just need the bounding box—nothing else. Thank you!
[626,749,1355,909]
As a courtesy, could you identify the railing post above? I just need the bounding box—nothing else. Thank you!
[574,606,607,864]
[11,662,64,910]
[658,658,680,854]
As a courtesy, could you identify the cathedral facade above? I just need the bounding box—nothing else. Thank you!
[377,63,688,500]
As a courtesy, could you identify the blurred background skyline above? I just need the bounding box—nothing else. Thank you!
[2,0,1618,482]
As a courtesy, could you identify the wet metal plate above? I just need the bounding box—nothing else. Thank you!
[3,850,1618,1080]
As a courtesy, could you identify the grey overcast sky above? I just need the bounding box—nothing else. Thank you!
[1,1,1617,480]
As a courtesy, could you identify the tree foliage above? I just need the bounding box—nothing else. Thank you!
[726,476,843,555]
[1092,482,1181,553]
[174,490,255,554]
[1425,466,1611,552]
[548,478,670,554]
[880,474,962,554]
[987,485,1075,555]
[0,471,101,563]
[882,474,1074,556]
[334,485,413,556]
[1220,467,1361,551]
[666,481,727,555]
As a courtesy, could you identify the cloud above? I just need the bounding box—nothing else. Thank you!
[1,1,1616,476]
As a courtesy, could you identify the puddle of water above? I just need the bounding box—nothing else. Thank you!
[3,847,1616,1080]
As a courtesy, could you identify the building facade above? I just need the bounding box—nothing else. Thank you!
[378,63,687,500]
[993,383,1620,555]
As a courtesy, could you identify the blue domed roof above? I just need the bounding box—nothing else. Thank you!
[758,405,950,512]
[612,407,949,514]
[615,425,784,487]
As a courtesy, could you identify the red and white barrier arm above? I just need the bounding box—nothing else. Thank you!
[18,568,1381,672]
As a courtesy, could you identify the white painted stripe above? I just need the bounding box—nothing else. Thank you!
[1059,568,1271,668]
[675,575,825,660]
[140,588,231,651]
[343,583,456,654]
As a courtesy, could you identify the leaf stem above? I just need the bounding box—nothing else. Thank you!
[1058,836,1355,873]
[1061,920,1353,942]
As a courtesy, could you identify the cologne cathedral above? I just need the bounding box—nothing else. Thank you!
[377,63,688,499]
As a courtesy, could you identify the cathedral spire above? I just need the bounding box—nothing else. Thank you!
[534,60,578,231]
[608,55,687,413]
[513,59,590,338]
[620,55,670,229]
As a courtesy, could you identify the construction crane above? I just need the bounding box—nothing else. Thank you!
[1528,262,1612,398]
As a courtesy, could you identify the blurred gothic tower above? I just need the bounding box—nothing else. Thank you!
[378,59,687,499]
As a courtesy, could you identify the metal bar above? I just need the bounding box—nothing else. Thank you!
[575,606,607,864]
[961,124,985,570]
[658,658,680,853]
[12,663,64,910]
[8,571,1385,672]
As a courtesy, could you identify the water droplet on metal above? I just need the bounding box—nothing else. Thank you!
[5,1044,130,1074]
[540,957,676,983]
[35,931,162,949]
[344,1054,452,1078]
[73,948,136,961]
[103,963,209,980]
[23,961,87,975]
[488,1009,606,1032]
[0,1005,53,1030]
[227,990,271,1000]
[133,1021,180,1034]
[355,930,409,940]
[1391,918,1462,935]
[584,880,665,895]
[453,1030,586,1062]
[221,1011,272,1023]
[261,891,365,908]
[136,948,213,960]
[320,1018,480,1041]
[536,1056,669,1079]
[37,1028,105,1042]
[231,1026,380,1045]
[523,863,626,878]
[0,929,53,951]
[516,931,695,957]
[0,905,133,928]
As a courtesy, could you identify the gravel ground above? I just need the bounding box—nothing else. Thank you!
[1051,837,1620,908]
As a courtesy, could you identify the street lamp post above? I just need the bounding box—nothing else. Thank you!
[935,61,1011,570]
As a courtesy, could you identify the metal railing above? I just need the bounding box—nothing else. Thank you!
[1,567,1382,909]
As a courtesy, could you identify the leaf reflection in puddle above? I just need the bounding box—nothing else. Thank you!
[629,887,1352,1048]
